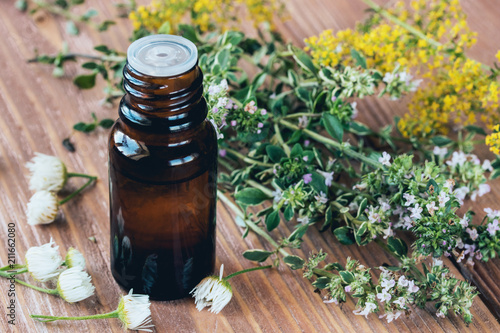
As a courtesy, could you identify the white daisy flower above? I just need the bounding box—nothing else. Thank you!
[26,153,67,192]
[65,247,86,270]
[26,191,60,225]
[117,289,154,331]
[191,264,233,314]
[25,238,63,282]
[57,267,95,303]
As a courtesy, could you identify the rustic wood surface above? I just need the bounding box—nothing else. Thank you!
[1,0,500,332]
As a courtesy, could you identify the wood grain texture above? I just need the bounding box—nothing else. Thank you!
[0,0,499,332]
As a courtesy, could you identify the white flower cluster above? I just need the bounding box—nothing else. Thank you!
[26,153,67,225]
[443,150,491,203]
[382,66,422,100]
[206,79,232,140]
[25,239,94,303]
[328,66,376,99]
[375,269,420,323]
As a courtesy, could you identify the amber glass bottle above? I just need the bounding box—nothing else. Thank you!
[108,35,217,300]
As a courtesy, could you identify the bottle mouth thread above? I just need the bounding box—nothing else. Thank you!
[127,35,198,77]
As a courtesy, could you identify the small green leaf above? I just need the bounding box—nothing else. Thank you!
[292,47,317,75]
[243,249,273,262]
[288,224,309,241]
[15,0,27,11]
[350,49,367,69]
[387,237,408,257]
[339,271,355,284]
[334,227,355,245]
[296,87,310,103]
[70,0,85,4]
[290,143,303,158]
[349,121,372,136]
[216,49,230,69]
[323,113,343,142]
[491,169,500,180]
[82,62,98,70]
[66,21,79,35]
[98,20,115,32]
[283,255,305,270]
[284,205,294,221]
[464,125,487,136]
[158,21,171,34]
[62,138,75,152]
[312,276,330,289]
[266,145,287,163]
[81,8,98,20]
[73,122,87,132]
[178,24,199,43]
[99,119,115,129]
[356,198,368,218]
[431,135,453,147]
[73,73,96,89]
[235,188,270,206]
[94,45,111,54]
[265,210,280,231]
[309,171,328,194]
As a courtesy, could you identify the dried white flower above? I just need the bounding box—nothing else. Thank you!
[25,238,63,282]
[26,191,60,225]
[65,247,86,270]
[57,267,95,303]
[191,264,232,314]
[26,153,67,192]
[117,289,154,331]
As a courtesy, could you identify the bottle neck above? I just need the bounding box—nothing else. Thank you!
[119,63,207,133]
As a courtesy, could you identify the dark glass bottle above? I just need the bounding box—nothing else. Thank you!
[108,35,217,300]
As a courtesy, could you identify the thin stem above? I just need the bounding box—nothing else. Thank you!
[274,123,291,156]
[217,190,290,257]
[0,271,59,295]
[282,112,322,120]
[0,264,26,272]
[31,310,119,323]
[225,148,274,168]
[225,265,273,280]
[374,238,425,281]
[279,119,382,169]
[59,175,97,205]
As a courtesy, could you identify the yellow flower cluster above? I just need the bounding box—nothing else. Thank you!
[305,0,500,139]
[129,0,284,33]
[486,125,500,155]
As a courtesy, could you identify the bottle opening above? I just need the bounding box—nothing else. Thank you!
[127,34,198,77]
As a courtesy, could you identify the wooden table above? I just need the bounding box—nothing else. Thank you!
[1,0,500,332]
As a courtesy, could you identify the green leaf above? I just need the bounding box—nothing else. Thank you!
[73,122,87,132]
[349,121,372,136]
[15,0,27,11]
[292,47,318,75]
[334,227,355,245]
[323,113,343,142]
[73,73,96,89]
[387,237,408,257]
[158,21,171,34]
[309,171,328,194]
[98,20,115,32]
[284,205,294,221]
[464,125,487,136]
[81,8,98,20]
[178,24,199,43]
[296,87,310,103]
[66,21,79,35]
[216,49,230,70]
[82,62,98,70]
[312,276,330,289]
[94,45,111,54]
[283,255,305,270]
[70,0,85,4]
[252,72,267,89]
[356,198,368,218]
[491,169,500,180]
[266,145,287,163]
[350,49,366,69]
[99,119,115,129]
[265,210,280,231]
[62,138,75,152]
[339,271,355,284]
[243,249,273,262]
[235,188,270,206]
[431,136,453,147]
[290,143,303,158]
[288,224,309,241]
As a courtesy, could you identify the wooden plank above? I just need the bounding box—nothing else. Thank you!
[0,0,499,332]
